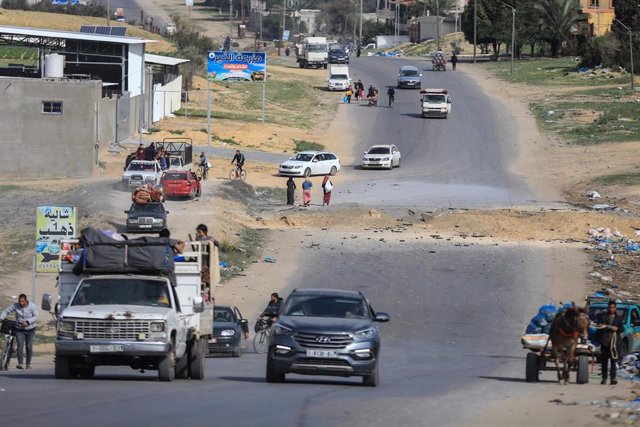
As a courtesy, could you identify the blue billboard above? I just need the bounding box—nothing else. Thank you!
[207,51,266,82]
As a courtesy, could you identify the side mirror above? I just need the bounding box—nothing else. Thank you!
[363,151,367,155]
[41,293,52,312]
[448,99,452,103]
[124,210,129,214]
[193,296,204,313]
[374,312,390,322]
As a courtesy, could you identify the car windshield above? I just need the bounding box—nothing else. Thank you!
[282,295,369,319]
[169,157,181,167]
[424,94,446,103]
[368,147,390,154]
[308,44,327,52]
[401,69,419,77]
[163,172,187,181]
[130,203,164,213]
[331,74,348,79]
[291,154,314,162]
[70,278,171,308]
[214,308,234,322]
[588,307,628,321]
[127,163,155,172]
[330,49,345,55]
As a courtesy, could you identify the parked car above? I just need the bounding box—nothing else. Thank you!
[362,145,401,169]
[160,170,201,199]
[125,202,168,233]
[397,65,422,89]
[328,48,349,64]
[208,305,249,357]
[265,288,390,386]
[122,160,163,189]
[279,151,341,177]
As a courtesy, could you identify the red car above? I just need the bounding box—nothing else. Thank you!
[160,170,201,199]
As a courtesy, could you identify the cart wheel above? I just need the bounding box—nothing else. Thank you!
[526,352,539,382]
[576,355,589,384]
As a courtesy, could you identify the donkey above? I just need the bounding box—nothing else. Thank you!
[549,306,590,384]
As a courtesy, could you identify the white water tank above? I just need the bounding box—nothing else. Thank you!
[44,53,64,78]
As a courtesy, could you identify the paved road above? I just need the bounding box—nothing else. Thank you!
[337,57,533,209]
[0,238,565,427]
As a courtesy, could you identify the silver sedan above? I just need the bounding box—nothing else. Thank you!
[362,145,401,170]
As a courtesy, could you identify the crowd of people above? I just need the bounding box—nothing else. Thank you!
[286,175,333,207]
[124,142,170,172]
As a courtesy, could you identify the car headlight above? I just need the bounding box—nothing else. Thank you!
[221,329,236,337]
[363,157,368,161]
[127,219,138,223]
[293,166,302,169]
[441,108,448,112]
[152,218,164,223]
[60,320,75,332]
[382,157,390,161]
[150,322,165,332]
[354,327,376,340]
[273,324,293,336]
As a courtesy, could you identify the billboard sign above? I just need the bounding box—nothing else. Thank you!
[207,51,266,82]
[36,206,77,272]
[282,30,290,41]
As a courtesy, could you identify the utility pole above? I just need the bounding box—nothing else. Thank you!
[473,0,477,63]
[241,0,245,24]
[107,0,111,26]
[278,0,285,56]
[436,0,440,51]
[498,1,515,76]
[615,19,635,91]
[229,0,233,45]
[359,0,363,47]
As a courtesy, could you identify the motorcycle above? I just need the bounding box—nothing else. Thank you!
[367,95,378,106]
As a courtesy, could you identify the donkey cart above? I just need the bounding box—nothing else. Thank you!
[522,334,594,384]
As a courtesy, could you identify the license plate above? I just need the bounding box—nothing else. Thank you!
[90,345,123,353]
[139,225,152,228]
[306,349,338,358]
[208,338,218,343]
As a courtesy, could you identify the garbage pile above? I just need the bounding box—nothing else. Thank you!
[525,303,575,334]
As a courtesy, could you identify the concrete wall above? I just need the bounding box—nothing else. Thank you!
[418,16,457,40]
[98,96,116,149]
[152,76,182,123]
[0,77,101,178]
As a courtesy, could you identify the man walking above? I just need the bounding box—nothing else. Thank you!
[451,53,458,71]
[0,294,38,370]
[596,300,624,385]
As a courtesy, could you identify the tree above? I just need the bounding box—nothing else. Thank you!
[612,0,640,71]
[460,0,510,58]
[534,0,578,57]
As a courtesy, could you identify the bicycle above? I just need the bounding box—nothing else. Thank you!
[0,320,16,371]
[229,164,247,181]
[198,164,209,181]
[252,317,271,354]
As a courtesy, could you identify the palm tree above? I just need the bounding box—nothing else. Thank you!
[534,0,578,57]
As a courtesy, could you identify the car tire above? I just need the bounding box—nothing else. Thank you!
[188,338,206,380]
[158,343,176,382]
[362,362,379,387]
[232,348,241,358]
[329,166,338,176]
[266,359,285,383]
[396,158,401,168]
[303,168,312,177]
[54,353,71,379]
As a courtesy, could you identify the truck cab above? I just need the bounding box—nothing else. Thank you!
[588,299,640,358]
[327,65,350,91]
[296,37,328,69]
[47,228,217,381]
[420,88,452,119]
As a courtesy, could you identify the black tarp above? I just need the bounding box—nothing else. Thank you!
[73,228,176,285]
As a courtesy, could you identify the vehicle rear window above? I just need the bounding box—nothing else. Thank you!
[163,173,187,181]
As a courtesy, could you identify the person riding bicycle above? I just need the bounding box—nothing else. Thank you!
[254,293,282,332]
[199,152,209,178]
[231,150,245,175]
[387,87,395,107]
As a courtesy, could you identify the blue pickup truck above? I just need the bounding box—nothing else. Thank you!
[587,298,640,357]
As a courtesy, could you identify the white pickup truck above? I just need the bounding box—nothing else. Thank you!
[122,160,163,188]
[420,88,452,119]
[44,228,217,381]
[327,64,351,91]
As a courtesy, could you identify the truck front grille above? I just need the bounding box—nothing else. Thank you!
[75,320,151,340]
[138,217,154,224]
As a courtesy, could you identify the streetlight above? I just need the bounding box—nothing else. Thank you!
[436,0,440,51]
[615,18,635,91]
[498,0,515,76]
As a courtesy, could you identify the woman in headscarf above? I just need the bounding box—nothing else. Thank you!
[322,175,333,206]
[286,177,296,205]
[302,177,313,207]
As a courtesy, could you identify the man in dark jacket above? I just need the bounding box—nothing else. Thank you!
[145,142,156,161]
[596,300,625,385]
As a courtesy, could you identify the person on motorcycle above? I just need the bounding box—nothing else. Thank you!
[231,149,246,174]
[367,85,375,98]
[387,87,395,107]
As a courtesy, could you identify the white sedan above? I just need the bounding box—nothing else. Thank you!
[362,145,401,169]
[279,151,341,177]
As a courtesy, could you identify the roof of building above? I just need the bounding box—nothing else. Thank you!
[0,25,156,45]
[145,53,189,66]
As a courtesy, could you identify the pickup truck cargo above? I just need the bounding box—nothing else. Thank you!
[46,227,217,381]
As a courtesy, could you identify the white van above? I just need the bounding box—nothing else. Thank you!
[327,64,351,91]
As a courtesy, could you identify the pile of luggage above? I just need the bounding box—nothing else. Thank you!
[525,303,576,334]
[132,185,164,204]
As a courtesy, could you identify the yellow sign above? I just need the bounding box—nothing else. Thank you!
[36,206,77,272]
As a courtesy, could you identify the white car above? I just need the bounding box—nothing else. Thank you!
[362,145,401,170]
[122,160,162,188]
[279,151,341,177]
